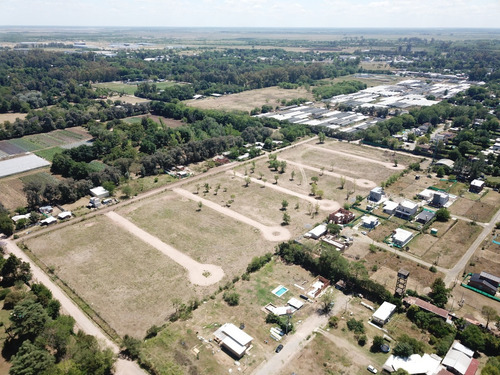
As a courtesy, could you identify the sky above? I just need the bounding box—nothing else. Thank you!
[0,0,499,28]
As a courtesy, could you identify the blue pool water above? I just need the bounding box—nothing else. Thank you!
[275,286,288,297]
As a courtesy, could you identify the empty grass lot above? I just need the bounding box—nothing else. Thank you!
[23,215,194,338]
[117,191,273,277]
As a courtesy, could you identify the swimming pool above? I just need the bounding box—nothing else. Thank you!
[272,285,288,297]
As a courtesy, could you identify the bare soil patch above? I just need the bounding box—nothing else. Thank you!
[23,215,192,338]
[185,86,314,112]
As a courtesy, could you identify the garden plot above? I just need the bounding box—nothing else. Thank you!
[23,215,191,338]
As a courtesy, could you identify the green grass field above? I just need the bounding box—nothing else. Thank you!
[19,172,58,186]
[35,146,64,162]
[8,137,42,152]
[94,81,182,95]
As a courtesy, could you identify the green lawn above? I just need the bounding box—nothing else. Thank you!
[94,81,183,95]
[35,146,64,162]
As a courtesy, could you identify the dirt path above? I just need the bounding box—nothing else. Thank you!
[3,239,147,375]
[284,160,377,189]
[444,206,500,287]
[252,292,350,375]
[105,211,224,286]
[232,172,340,212]
[307,144,405,170]
[173,188,291,242]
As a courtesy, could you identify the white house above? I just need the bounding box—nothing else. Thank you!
[362,215,379,229]
[442,341,479,375]
[392,228,414,247]
[213,323,253,359]
[431,192,449,207]
[395,200,418,220]
[11,213,31,223]
[57,211,72,220]
[372,302,397,326]
[383,201,399,215]
[90,186,110,199]
[469,179,485,193]
[369,187,385,202]
[417,189,434,201]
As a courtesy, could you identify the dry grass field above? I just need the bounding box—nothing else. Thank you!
[278,140,413,185]
[449,190,500,223]
[0,112,27,123]
[124,115,184,128]
[420,220,482,269]
[185,86,314,112]
[23,215,194,338]
[117,191,273,274]
[365,250,444,294]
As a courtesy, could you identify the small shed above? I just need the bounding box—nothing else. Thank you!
[90,186,110,199]
[372,302,397,326]
[39,206,53,214]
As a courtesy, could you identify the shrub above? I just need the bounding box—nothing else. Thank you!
[223,291,240,306]
[358,335,367,346]
[328,316,339,328]
[347,318,365,334]
[246,253,272,273]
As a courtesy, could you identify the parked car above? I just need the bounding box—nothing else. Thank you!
[367,365,378,374]
[275,344,284,353]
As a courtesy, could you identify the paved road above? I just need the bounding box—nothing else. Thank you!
[444,206,500,287]
[3,240,147,375]
[252,292,350,375]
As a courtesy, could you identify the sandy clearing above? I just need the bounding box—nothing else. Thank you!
[105,211,224,286]
[173,187,291,242]
[3,240,147,375]
[232,172,341,212]
[307,144,406,170]
[284,160,377,189]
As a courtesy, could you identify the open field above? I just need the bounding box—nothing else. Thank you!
[278,140,406,185]
[450,190,500,223]
[123,114,184,128]
[418,220,482,269]
[94,81,182,95]
[104,94,151,104]
[0,112,27,123]
[117,191,275,275]
[365,250,444,294]
[34,146,64,161]
[22,215,193,338]
[466,228,500,278]
[185,86,314,112]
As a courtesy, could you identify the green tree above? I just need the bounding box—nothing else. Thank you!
[371,335,385,352]
[436,208,451,222]
[281,200,289,210]
[282,212,291,226]
[279,161,287,173]
[318,132,326,143]
[121,335,142,360]
[40,315,75,361]
[340,176,346,189]
[347,318,365,334]
[244,177,251,187]
[459,324,485,352]
[429,278,449,308]
[327,223,341,235]
[9,299,49,339]
[274,175,279,184]
[9,341,54,375]
[70,331,115,375]
[101,181,115,196]
[393,342,414,358]
[121,185,132,198]
[320,290,335,313]
[290,170,295,181]
[482,306,499,330]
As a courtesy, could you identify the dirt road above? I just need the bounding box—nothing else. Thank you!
[105,211,224,286]
[444,206,500,287]
[3,240,147,375]
[252,292,350,375]
[173,188,291,242]
[232,172,340,212]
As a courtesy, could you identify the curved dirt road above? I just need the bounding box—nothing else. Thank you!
[173,188,291,242]
[3,240,147,375]
[232,172,340,212]
[285,160,377,189]
[105,211,224,286]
